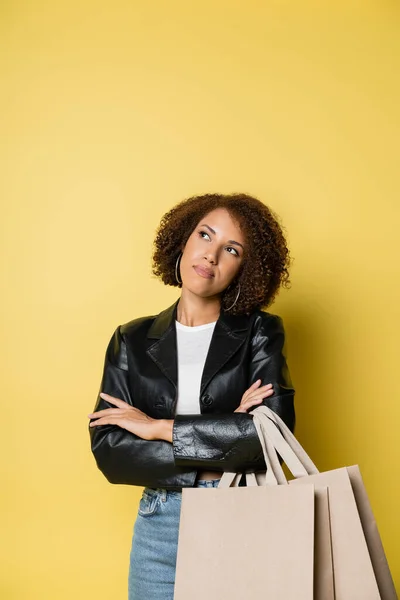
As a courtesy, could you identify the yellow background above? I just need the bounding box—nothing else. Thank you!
[1,1,399,597]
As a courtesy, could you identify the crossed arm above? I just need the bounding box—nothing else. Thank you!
[88,378,274,442]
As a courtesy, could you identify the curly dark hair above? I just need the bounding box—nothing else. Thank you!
[151,193,293,315]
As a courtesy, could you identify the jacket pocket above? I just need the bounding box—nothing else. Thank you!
[138,489,161,517]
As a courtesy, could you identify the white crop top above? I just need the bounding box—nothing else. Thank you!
[174,319,217,415]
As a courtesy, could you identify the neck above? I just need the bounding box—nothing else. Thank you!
[176,289,221,327]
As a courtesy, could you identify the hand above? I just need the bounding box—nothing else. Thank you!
[234,379,274,413]
[88,393,168,441]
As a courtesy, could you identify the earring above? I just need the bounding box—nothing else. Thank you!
[225,283,241,311]
[175,253,182,285]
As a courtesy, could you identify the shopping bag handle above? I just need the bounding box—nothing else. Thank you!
[249,406,319,484]
[218,421,279,488]
[218,405,319,488]
[251,405,319,476]
[217,472,258,488]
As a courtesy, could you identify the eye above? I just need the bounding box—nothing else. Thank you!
[198,230,240,257]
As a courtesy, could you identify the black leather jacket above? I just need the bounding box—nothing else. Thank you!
[89,299,295,491]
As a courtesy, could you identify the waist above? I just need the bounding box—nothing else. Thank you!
[143,472,221,497]
[196,470,222,481]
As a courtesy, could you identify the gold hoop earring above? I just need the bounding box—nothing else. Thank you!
[175,253,182,285]
[225,283,241,311]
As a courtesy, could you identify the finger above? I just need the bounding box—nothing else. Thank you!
[251,385,274,397]
[241,398,264,410]
[241,379,261,400]
[245,388,274,403]
[235,401,263,413]
[248,396,266,406]
[99,393,130,408]
[89,415,127,427]
[89,416,115,426]
[249,379,262,389]
[88,408,123,418]
[242,381,271,402]
[239,389,274,410]
[234,397,264,413]
[249,381,273,390]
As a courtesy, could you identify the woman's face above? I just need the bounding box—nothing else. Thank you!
[179,207,246,299]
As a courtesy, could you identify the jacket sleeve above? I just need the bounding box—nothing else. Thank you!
[172,314,295,472]
[88,326,197,488]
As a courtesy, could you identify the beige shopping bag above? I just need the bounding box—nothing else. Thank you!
[173,421,316,600]
[251,413,335,600]
[254,405,397,600]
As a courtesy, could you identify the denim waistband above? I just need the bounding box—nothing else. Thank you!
[143,478,221,501]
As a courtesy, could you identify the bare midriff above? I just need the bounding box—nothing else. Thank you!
[197,470,222,481]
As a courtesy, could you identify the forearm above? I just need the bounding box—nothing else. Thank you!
[171,393,295,471]
[152,419,174,443]
[89,423,197,488]
[172,412,264,471]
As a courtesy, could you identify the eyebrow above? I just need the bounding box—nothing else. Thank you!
[200,224,245,250]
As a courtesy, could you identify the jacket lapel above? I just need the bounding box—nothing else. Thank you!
[146,299,250,395]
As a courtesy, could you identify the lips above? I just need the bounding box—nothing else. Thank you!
[193,265,215,279]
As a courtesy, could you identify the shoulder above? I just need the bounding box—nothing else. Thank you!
[250,309,284,333]
[104,307,167,367]
[119,313,157,337]
[116,312,160,352]
[103,314,157,367]
[247,310,286,351]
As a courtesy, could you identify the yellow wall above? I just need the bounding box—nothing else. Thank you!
[1,1,399,597]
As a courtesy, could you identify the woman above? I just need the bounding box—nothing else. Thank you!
[88,192,295,599]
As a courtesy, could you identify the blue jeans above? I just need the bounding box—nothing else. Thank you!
[128,479,221,600]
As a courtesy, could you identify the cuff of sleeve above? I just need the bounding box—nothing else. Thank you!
[172,416,186,460]
[172,414,228,465]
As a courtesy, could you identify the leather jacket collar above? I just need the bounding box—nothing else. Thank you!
[146,299,252,396]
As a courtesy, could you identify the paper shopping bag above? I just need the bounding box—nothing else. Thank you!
[173,427,316,600]
[252,418,335,600]
[347,464,397,600]
[253,405,397,600]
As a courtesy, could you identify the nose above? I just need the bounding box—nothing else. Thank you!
[204,250,217,265]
